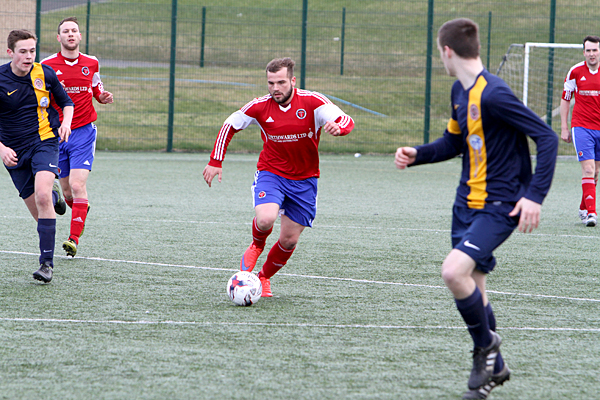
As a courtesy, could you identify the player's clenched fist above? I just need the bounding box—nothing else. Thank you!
[395,147,417,170]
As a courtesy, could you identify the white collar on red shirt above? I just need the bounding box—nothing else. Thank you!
[63,58,79,67]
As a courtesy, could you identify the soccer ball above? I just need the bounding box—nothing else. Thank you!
[227,271,262,306]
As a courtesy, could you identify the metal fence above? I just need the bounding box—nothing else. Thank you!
[2,0,598,153]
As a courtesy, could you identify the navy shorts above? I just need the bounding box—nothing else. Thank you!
[572,127,600,162]
[251,170,318,227]
[5,137,59,199]
[58,123,97,178]
[451,204,519,273]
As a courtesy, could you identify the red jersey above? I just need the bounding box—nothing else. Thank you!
[41,52,105,129]
[209,88,354,180]
[562,61,600,130]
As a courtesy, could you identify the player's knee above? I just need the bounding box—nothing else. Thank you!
[35,192,53,210]
[441,263,461,288]
[255,215,276,230]
[582,164,595,177]
[278,237,297,250]
[69,180,86,197]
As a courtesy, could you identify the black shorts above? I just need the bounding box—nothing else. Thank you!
[5,137,59,199]
[451,204,519,273]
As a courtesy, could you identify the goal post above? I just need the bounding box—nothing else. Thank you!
[497,42,583,126]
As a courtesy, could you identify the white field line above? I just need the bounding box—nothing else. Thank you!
[94,218,600,240]
[1,249,599,304]
[0,317,598,333]
[3,214,599,239]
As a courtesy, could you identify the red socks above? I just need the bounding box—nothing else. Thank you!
[252,217,273,249]
[582,177,596,214]
[65,197,74,209]
[258,241,295,280]
[70,198,89,244]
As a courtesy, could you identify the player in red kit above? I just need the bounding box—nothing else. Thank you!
[560,35,600,227]
[203,58,354,297]
[42,17,114,255]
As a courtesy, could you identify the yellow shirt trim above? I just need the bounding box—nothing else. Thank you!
[466,76,488,209]
[29,63,54,141]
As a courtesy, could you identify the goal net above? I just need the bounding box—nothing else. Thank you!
[496,42,583,123]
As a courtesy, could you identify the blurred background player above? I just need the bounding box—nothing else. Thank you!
[0,29,74,283]
[203,57,354,297]
[560,35,600,227]
[42,17,114,256]
[395,18,557,399]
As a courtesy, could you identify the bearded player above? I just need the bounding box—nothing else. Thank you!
[203,57,354,297]
[42,17,114,257]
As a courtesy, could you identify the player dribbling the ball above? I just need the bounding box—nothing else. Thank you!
[203,57,354,297]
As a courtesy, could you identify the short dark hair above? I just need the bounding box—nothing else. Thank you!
[583,35,600,46]
[58,17,79,34]
[438,18,480,59]
[266,58,295,79]
[7,29,37,52]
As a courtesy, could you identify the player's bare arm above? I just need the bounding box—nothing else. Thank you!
[509,197,541,233]
[395,147,417,170]
[559,99,572,143]
[203,164,222,187]
[58,105,74,143]
[98,91,114,104]
[0,142,18,167]
[323,121,341,136]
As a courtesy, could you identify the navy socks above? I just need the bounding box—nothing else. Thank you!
[485,302,505,374]
[38,218,56,266]
[455,286,492,348]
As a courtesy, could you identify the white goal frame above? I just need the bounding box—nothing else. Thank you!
[522,42,582,107]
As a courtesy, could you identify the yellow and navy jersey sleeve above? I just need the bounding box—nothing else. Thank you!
[412,70,557,209]
[0,62,73,152]
[412,81,465,166]
[481,73,558,205]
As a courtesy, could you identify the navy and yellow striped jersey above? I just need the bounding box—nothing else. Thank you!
[413,69,558,209]
[0,62,73,153]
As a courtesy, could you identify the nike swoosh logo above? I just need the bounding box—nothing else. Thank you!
[463,240,481,251]
[7,89,17,95]
[49,163,57,168]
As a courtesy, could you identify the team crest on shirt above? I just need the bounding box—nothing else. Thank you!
[258,191,266,198]
[34,78,44,90]
[39,97,49,108]
[468,134,483,151]
[296,109,307,119]
[82,66,90,76]
[469,104,480,121]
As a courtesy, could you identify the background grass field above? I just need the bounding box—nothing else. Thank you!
[28,0,596,153]
[0,153,598,399]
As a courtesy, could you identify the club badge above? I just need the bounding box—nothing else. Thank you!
[34,78,44,90]
[296,109,307,119]
[469,104,480,121]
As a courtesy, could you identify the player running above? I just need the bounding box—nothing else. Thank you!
[395,19,558,399]
[560,35,600,227]
[0,30,74,283]
[42,17,114,257]
[203,57,354,297]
